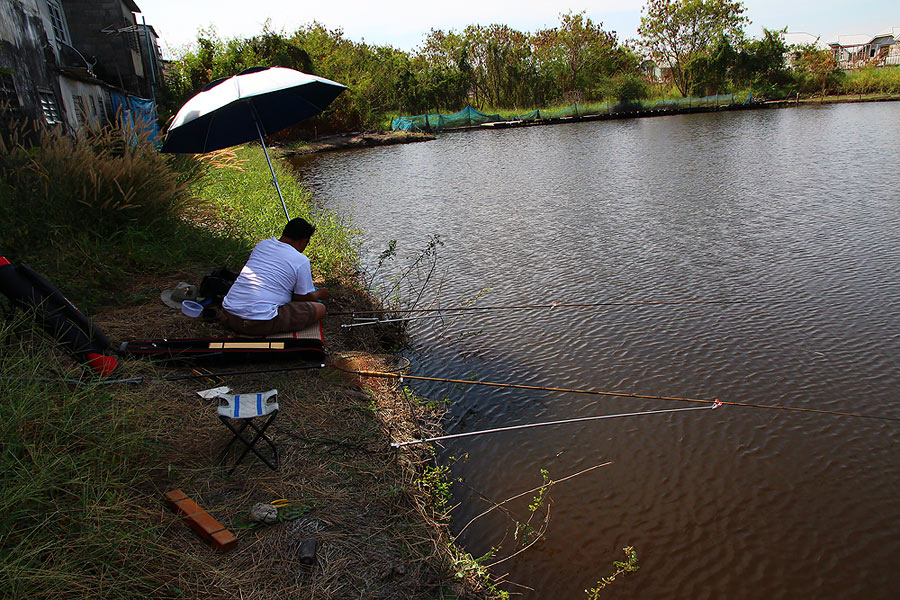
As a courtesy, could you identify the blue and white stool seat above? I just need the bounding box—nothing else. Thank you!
[217,389,279,419]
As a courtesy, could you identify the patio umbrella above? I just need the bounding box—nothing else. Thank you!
[161,66,347,220]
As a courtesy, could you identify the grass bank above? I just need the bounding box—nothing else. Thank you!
[0,116,492,599]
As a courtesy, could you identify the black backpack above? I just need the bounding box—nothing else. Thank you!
[199,268,239,307]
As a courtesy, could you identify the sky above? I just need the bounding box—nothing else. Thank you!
[142,0,900,59]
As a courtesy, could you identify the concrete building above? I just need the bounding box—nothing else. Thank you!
[61,0,160,99]
[829,32,900,69]
[0,0,160,133]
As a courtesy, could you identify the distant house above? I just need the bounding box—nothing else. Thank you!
[829,33,900,69]
[0,0,160,134]
[640,58,672,84]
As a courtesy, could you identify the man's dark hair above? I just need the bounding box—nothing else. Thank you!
[282,217,315,240]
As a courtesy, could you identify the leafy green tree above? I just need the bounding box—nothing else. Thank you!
[534,11,627,102]
[683,34,737,96]
[638,0,749,96]
[792,43,843,97]
[734,28,792,97]
[462,24,538,108]
[289,23,409,130]
[416,29,473,111]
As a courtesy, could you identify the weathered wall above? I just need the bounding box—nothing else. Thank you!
[60,0,147,96]
[0,0,64,124]
[58,75,108,131]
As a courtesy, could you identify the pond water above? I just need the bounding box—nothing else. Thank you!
[289,102,900,599]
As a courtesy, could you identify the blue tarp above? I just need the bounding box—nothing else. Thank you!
[110,92,160,143]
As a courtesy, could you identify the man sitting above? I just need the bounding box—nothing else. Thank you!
[218,217,329,336]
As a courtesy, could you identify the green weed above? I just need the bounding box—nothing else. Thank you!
[448,544,510,600]
[416,464,455,513]
[585,546,640,597]
[528,468,552,512]
[844,66,900,95]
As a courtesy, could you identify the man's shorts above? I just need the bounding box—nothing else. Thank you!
[218,301,319,337]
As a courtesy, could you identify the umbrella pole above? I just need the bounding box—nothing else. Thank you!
[251,107,291,222]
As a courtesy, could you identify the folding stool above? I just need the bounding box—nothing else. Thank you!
[216,389,280,475]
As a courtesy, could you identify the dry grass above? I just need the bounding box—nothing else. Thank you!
[85,277,482,600]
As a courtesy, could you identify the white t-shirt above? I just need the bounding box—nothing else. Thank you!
[222,238,315,320]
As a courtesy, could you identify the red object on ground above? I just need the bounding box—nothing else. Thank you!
[164,489,238,552]
[86,352,118,377]
[0,256,10,267]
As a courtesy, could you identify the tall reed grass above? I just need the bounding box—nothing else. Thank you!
[0,115,261,308]
[0,319,171,599]
[843,66,900,94]
[1,115,201,240]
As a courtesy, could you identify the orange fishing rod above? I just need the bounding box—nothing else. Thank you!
[334,365,900,423]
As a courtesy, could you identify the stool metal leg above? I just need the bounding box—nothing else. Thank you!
[218,410,280,475]
[217,418,252,462]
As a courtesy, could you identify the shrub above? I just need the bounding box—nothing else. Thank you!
[615,75,650,104]
[1,114,206,245]
[0,110,244,309]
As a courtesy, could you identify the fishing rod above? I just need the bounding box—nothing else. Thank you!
[41,362,327,387]
[392,405,717,447]
[342,312,469,328]
[330,298,762,319]
[338,367,900,423]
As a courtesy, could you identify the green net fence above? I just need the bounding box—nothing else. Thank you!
[392,94,750,131]
[392,106,501,131]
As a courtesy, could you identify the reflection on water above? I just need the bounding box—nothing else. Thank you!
[290,103,900,599]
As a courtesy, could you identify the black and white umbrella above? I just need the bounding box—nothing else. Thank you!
[161,66,347,220]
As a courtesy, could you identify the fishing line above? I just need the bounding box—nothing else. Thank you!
[336,366,900,423]
[330,298,761,320]
[392,405,715,447]
[161,363,325,381]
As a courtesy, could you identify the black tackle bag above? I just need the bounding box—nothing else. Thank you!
[199,268,239,307]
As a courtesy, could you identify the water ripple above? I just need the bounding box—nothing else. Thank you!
[291,102,900,599]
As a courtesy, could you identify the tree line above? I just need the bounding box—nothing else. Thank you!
[161,12,645,132]
[161,0,875,134]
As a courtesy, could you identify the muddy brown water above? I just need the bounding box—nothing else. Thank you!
[289,102,900,599]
